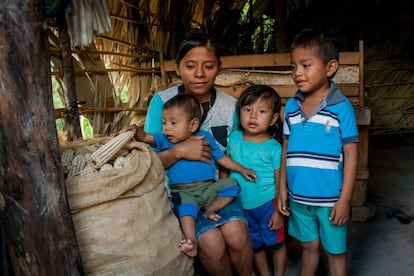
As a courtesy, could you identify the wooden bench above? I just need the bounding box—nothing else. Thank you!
[161,41,370,207]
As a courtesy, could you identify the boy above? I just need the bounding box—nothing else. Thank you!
[278,28,359,276]
[126,93,255,258]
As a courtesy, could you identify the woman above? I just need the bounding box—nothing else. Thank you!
[144,33,253,276]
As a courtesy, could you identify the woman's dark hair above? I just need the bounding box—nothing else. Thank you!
[290,28,340,64]
[236,85,283,143]
[175,32,222,65]
[163,93,202,122]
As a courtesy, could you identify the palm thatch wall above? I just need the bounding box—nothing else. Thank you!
[48,0,414,139]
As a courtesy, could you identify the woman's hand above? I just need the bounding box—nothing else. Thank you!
[156,135,212,168]
[174,135,212,163]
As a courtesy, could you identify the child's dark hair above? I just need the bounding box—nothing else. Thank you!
[236,85,283,143]
[290,28,340,64]
[175,32,222,65]
[163,93,202,122]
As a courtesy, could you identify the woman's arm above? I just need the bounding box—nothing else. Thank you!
[157,136,213,168]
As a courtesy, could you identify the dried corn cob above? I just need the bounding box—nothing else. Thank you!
[79,162,97,176]
[68,154,88,177]
[61,149,74,174]
[62,149,74,163]
[89,131,134,169]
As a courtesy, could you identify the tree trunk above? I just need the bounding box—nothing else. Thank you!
[0,1,83,275]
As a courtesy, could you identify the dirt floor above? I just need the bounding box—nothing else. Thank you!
[347,133,414,276]
[284,133,414,275]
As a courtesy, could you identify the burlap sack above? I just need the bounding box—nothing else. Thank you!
[65,141,193,275]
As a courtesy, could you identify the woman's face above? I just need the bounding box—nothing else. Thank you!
[175,46,220,99]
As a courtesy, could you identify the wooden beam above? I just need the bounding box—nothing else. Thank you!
[49,48,158,59]
[163,52,362,72]
[215,83,360,99]
[54,106,148,118]
[96,35,159,55]
[51,68,160,76]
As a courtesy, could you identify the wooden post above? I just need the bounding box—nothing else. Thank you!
[159,51,168,90]
[275,0,289,53]
[0,1,83,275]
[57,13,83,142]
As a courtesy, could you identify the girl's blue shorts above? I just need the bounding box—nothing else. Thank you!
[245,199,285,251]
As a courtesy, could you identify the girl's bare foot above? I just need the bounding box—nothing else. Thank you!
[178,238,198,257]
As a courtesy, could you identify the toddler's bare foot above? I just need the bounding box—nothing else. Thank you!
[178,238,198,257]
[204,210,221,221]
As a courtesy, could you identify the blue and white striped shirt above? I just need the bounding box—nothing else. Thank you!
[283,82,359,206]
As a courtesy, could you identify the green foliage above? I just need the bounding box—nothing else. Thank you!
[239,1,275,53]
[252,15,275,53]
[52,77,64,135]
[81,116,93,139]
[120,85,130,103]
[55,118,63,134]
[240,2,250,22]
[52,77,64,108]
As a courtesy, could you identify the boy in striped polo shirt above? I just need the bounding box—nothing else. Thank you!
[278,28,359,276]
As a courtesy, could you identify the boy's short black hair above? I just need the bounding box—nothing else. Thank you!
[290,28,340,64]
[163,93,202,121]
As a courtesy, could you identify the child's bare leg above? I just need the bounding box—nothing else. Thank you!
[179,216,198,257]
[326,252,346,276]
[272,245,287,276]
[300,239,320,276]
[253,249,269,276]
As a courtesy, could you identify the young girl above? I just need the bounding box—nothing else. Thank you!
[227,85,287,276]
